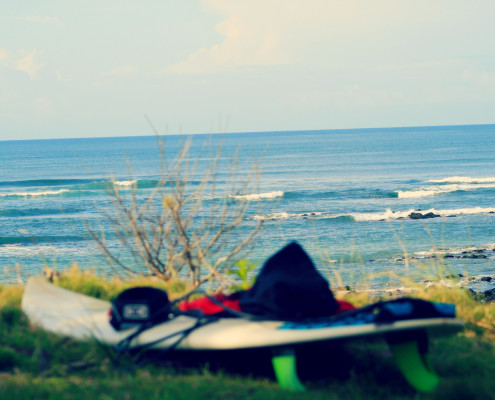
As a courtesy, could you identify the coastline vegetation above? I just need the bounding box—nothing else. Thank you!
[1,266,495,400]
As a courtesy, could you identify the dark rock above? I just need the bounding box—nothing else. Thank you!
[463,253,487,259]
[408,211,440,220]
[480,276,493,282]
[470,288,495,302]
[408,212,423,219]
[447,250,487,259]
[424,212,441,218]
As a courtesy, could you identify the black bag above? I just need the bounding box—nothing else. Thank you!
[238,242,339,321]
[109,286,170,331]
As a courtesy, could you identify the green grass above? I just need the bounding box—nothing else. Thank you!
[1,268,495,400]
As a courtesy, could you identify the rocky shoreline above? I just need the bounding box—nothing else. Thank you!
[335,280,495,303]
[392,247,495,263]
[404,209,495,220]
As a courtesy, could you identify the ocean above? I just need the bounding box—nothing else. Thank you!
[2,125,495,292]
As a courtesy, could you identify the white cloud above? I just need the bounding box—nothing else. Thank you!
[167,1,291,74]
[15,50,43,79]
[24,16,65,28]
[167,0,490,76]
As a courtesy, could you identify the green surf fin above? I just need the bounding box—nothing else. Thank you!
[389,340,440,393]
[271,349,305,391]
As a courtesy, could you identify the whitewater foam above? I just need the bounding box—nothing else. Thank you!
[349,206,495,222]
[429,176,495,183]
[253,206,495,223]
[252,211,322,221]
[0,243,59,256]
[396,183,495,198]
[0,189,70,198]
[113,180,137,187]
[233,191,284,201]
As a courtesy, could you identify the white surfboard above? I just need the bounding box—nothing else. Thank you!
[21,276,464,392]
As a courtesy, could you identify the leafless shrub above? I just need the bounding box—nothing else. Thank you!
[87,137,264,287]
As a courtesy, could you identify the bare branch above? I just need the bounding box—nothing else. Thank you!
[87,136,265,287]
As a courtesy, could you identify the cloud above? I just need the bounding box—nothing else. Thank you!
[166,1,291,74]
[15,50,43,79]
[24,16,65,28]
[166,0,490,76]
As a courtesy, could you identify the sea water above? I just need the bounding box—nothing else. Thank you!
[1,125,495,291]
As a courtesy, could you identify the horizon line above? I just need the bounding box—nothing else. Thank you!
[2,122,494,143]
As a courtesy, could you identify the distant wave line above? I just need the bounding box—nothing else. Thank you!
[252,206,495,222]
[351,207,495,221]
[232,191,284,201]
[0,178,96,188]
[395,183,495,198]
[0,189,70,198]
[428,176,495,183]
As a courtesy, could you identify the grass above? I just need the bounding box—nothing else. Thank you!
[1,267,495,399]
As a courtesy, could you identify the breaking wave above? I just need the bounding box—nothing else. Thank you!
[0,189,70,198]
[233,191,284,201]
[350,207,495,221]
[395,183,495,198]
[428,176,495,183]
[252,211,322,221]
[252,207,495,222]
[0,179,166,199]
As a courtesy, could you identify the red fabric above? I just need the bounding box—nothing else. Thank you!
[336,300,355,313]
[179,294,242,315]
[180,294,356,317]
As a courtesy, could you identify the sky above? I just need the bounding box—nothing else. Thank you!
[1,0,495,140]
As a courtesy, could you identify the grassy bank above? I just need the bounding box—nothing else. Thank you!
[1,268,495,400]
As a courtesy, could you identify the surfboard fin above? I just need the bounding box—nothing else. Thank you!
[389,340,440,393]
[271,348,305,391]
